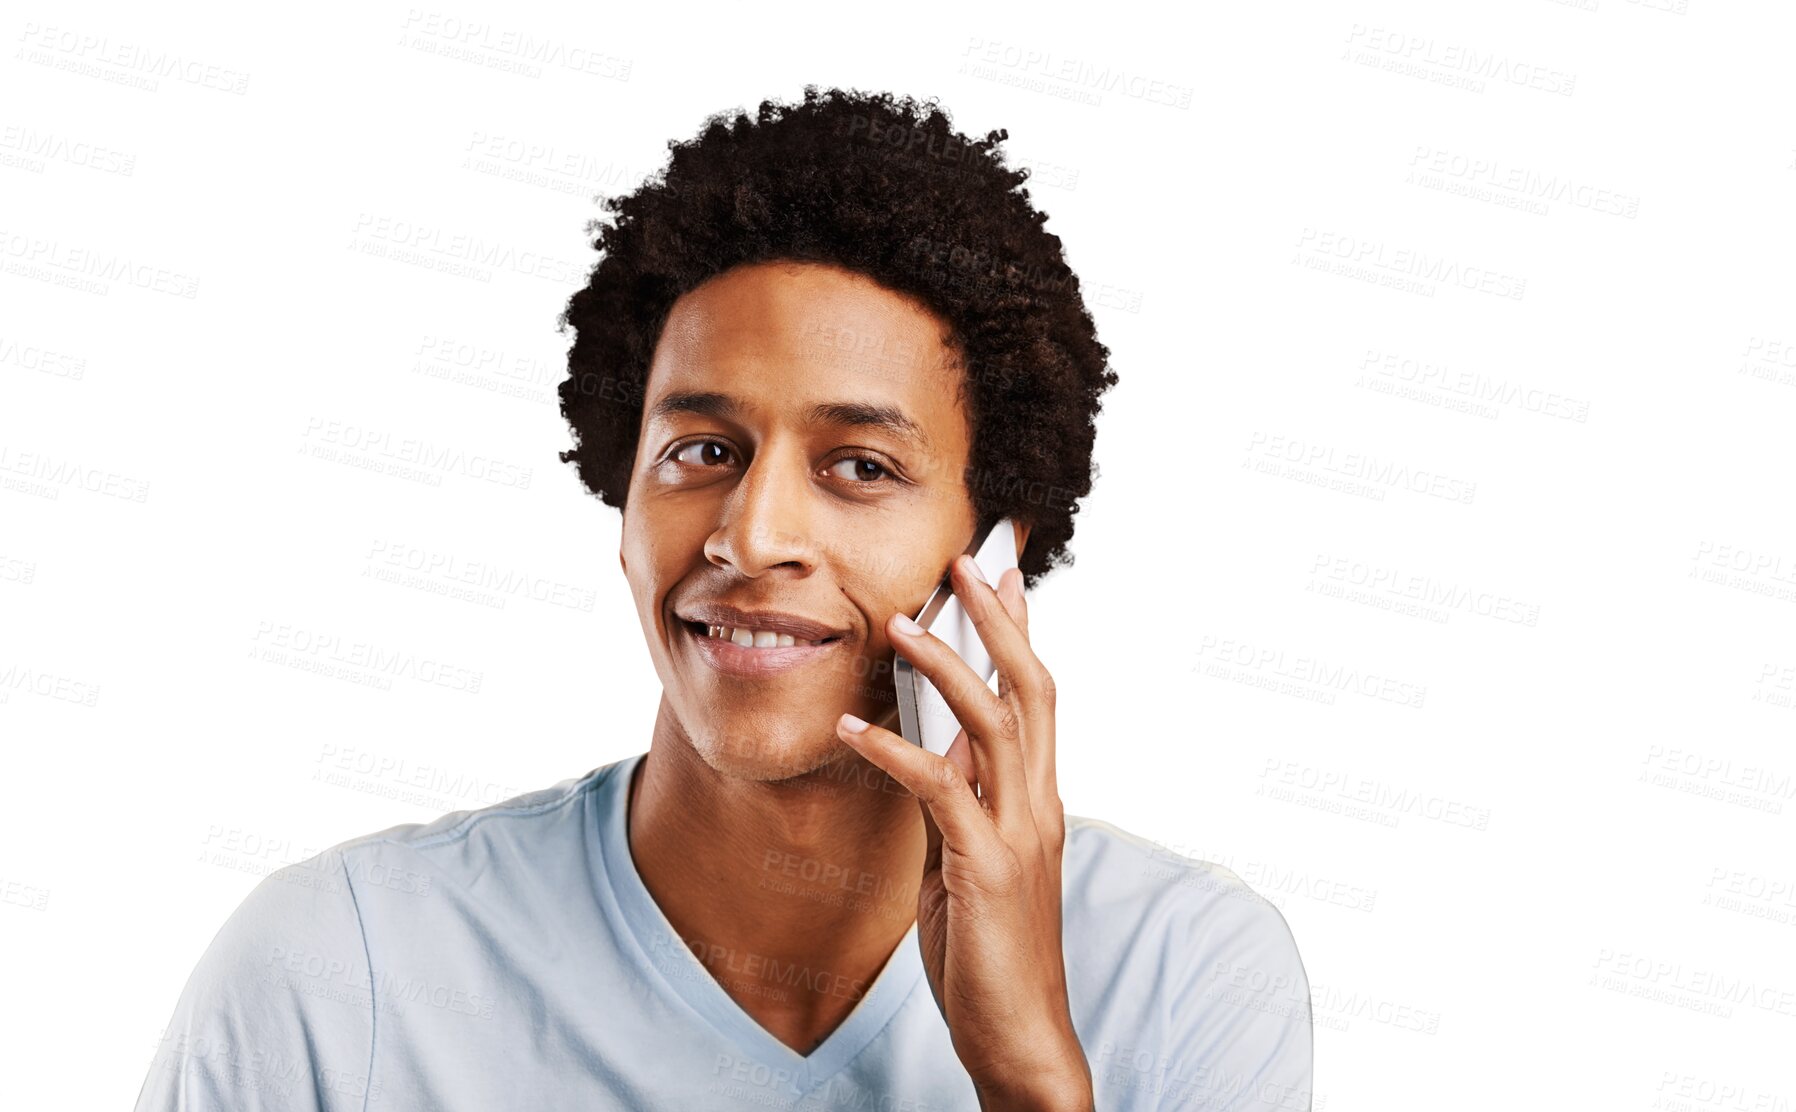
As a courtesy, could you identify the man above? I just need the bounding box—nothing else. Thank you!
[136,86,1311,1111]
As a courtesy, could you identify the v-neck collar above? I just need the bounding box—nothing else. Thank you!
[589,752,926,1098]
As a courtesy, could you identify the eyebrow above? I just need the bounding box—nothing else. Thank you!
[647,391,932,451]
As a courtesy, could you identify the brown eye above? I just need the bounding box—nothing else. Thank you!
[672,440,733,467]
[827,456,892,483]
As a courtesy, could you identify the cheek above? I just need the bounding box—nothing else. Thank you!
[624,505,701,589]
[841,576,935,655]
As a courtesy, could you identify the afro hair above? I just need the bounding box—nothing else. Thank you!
[557,84,1117,590]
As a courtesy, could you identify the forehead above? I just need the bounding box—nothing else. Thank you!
[645,261,968,441]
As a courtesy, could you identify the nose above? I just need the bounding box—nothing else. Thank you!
[703,438,819,577]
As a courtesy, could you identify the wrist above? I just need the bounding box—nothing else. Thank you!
[974,1072,1093,1112]
[972,1045,1094,1112]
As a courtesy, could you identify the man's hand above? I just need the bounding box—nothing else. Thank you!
[838,557,1093,1111]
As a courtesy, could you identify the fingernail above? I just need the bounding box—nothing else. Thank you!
[961,555,988,585]
[893,613,924,637]
[839,713,870,734]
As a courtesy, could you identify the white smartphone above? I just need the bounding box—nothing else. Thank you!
[894,517,1021,756]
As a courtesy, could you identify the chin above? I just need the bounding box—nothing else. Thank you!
[685,712,847,783]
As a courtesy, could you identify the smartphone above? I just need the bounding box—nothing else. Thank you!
[894,517,1021,757]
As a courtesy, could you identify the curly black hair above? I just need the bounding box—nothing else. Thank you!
[556,84,1117,590]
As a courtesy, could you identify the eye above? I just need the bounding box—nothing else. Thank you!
[664,439,902,488]
[669,439,735,468]
[827,455,895,484]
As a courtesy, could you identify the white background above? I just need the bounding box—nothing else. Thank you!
[4,0,1794,1108]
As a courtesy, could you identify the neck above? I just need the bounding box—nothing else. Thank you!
[626,694,925,1045]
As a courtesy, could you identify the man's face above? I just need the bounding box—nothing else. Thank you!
[620,259,980,781]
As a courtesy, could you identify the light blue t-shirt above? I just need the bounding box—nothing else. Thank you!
[135,753,1312,1111]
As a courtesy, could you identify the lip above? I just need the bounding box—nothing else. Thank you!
[674,604,848,643]
[680,620,845,677]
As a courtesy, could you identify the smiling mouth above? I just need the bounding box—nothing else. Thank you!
[680,620,846,649]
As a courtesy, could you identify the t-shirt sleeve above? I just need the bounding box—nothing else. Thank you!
[1163,892,1314,1112]
[133,848,379,1112]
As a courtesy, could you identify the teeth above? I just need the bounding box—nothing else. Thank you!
[701,624,828,648]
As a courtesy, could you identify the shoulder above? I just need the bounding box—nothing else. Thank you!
[1063,814,1302,949]
[181,757,627,979]
[1062,815,1314,1112]
[326,760,621,859]
[134,759,632,1111]
[1063,814,1307,984]
[316,761,622,915]
[135,846,379,1110]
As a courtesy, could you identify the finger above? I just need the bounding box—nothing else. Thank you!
[836,712,1006,861]
[952,555,1050,717]
[950,555,1049,829]
[985,571,1029,765]
[992,569,1026,704]
[944,728,978,796]
[938,731,984,864]
[1000,568,1061,837]
[1000,567,1029,641]
[917,766,944,872]
[888,600,1028,828]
